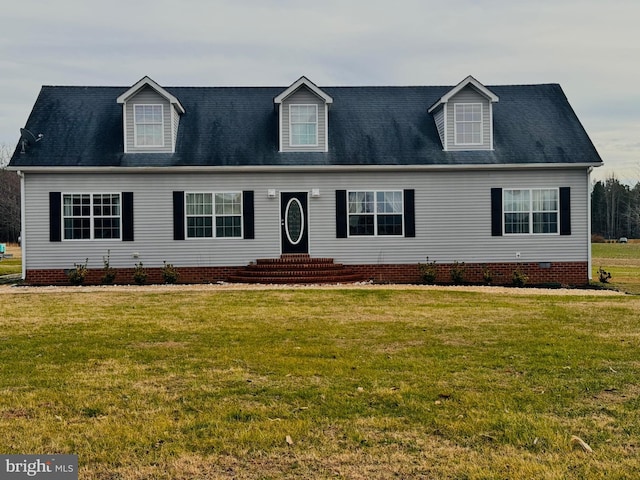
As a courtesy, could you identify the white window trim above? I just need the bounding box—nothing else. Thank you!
[133,104,164,148]
[503,188,560,236]
[347,190,404,237]
[185,191,243,239]
[61,192,122,241]
[453,102,483,146]
[289,104,319,147]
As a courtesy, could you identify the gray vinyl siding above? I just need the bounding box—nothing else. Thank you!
[446,86,492,151]
[281,86,327,152]
[433,106,445,148]
[125,86,174,153]
[23,168,589,271]
[172,107,180,150]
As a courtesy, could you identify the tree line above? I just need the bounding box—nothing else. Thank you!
[0,144,20,243]
[591,177,640,240]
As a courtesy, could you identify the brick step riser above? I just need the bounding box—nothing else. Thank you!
[238,269,358,278]
[232,256,366,284]
[245,264,347,272]
[255,258,335,265]
[228,275,365,284]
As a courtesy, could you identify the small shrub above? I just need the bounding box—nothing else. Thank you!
[133,262,147,285]
[450,261,466,285]
[67,259,88,286]
[591,234,606,244]
[598,267,612,284]
[101,250,117,285]
[512,266,528,287]
[482,265,494,285]
[161,261,179,284]
[418,257,438,284]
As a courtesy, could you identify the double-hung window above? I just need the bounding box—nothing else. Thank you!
[504,188,558,234]
[290,104,318,146]
[454,103,482,145]
[134,104,164,147]
[63,193,121,240]
[348,191,403,236]
[186,192,242,238]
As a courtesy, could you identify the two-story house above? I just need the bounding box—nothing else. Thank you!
[8,75,602,285]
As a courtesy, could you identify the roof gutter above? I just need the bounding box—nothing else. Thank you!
[9,162,603,174]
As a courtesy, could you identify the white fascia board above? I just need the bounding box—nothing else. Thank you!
[13,162,603,174]
[117,76,185,114]
[274,76,333,105]
[428,75,499,112]
[428,100,445,114]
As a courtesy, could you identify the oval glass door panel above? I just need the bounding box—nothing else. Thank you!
[285,198,304,245]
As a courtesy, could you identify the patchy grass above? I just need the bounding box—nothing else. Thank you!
[0,243,21,277]
[1,288,639,479]
[592,242,640,294]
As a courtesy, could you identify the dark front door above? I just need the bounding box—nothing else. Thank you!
[281,192,309,254]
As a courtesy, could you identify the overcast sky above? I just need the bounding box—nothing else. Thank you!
[1,0,638,182]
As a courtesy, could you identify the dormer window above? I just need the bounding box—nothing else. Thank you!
[428,75,498,151]
[290,104,318,146]
[275,76,333,153]
[134,104,164,147]
[117,76,185,154]
[454,103,482,145]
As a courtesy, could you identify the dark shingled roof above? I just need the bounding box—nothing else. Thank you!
[9,83,602,168]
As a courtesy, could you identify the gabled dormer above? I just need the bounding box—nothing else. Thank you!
[116,76,185,153]
[428,75,499,151]
[274,76,333,153]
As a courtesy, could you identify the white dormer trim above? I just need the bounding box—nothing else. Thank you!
[118,76,184,154]
[429,75,499,152]
[275,76,332,153]
[274,76,333,105]
[117,76,185,114]
[428,75,498,113]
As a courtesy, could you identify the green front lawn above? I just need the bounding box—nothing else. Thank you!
[0,243,21,277]
[1,287,638,478]
[592,241,640,294]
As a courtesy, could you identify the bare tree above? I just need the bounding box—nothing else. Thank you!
[0,143,21,242]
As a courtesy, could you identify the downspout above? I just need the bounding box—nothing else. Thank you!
[17,170,26,280]
[587,167,593,281]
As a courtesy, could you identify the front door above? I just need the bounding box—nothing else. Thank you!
[281,192,309,254]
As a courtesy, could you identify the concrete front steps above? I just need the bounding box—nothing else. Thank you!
[229,254,366,284]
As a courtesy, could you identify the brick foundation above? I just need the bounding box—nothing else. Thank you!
[25,266,237,286]
[24,261,589,287]
[351,261,589,286]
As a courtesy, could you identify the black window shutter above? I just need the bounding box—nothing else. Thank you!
[404,189,415,237]
[491,188,503,236]
[336,190,347,238]
[243,191,255,239]
[49,192,62,242]
[560,187,571,235]
[122,192,134,241]
[173,191,185,241]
